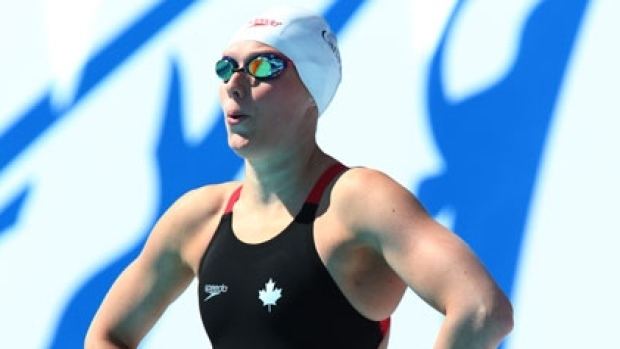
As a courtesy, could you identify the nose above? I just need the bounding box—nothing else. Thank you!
[225,69,248,99]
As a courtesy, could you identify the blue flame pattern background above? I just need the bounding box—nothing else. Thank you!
[1,0,617,348]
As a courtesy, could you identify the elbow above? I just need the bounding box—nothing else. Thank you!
[84,328,134,349]
[445,292,514,345]
[471,293,514,341]
[496,297,514,336]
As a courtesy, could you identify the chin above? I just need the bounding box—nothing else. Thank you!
[227,134,255,157]
[228,141,276,163]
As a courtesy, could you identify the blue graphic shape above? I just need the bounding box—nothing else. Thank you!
[418,0,589,298]
[0,186,30,236]
[48,57,242,348]
[323,0,368,33]
[51,57,242,349]
[0,93,59,174]
[48,1,367,347]
[0,0,198,175]
[72,0,198,104]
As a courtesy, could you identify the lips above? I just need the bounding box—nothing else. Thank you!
[226,112,249,125]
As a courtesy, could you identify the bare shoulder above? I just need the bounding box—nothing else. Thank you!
[333,167,410,199]
[144,181,241,260]
[165,181,240,226]
[332,167,425,215]
[330,167,431,241]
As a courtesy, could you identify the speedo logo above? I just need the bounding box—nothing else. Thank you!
[248,18,283,27]
[203,284,228,301]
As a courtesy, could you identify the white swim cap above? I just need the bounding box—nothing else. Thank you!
[227,6,342,115]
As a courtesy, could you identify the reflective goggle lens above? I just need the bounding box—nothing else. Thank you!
[248,57,272,78]
[216,58,235,82]
[215,54,286,82]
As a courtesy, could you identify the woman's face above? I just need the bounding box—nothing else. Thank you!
[218,40,317,160]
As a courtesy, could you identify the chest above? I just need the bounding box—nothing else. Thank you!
[198,214,342,311]
[197,214,386,347]
[198,208,404,315]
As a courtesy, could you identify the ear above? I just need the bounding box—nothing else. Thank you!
[307,98,318,115]
[308,96,317,108]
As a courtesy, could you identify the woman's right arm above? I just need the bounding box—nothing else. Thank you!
[85,186,225,348]
[84,255,194,348]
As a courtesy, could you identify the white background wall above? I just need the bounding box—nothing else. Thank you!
[1,0,618,348]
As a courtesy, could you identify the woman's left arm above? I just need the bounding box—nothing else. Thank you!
[340,168,514,349]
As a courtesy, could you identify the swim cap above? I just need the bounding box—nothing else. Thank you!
[227,6,342,115]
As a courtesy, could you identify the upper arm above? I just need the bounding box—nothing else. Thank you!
[85,186,226,348]
[338,169,508,315]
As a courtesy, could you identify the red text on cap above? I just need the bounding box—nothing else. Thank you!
[249,18,283,27]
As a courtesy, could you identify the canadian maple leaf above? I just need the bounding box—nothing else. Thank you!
[258,278,282,312]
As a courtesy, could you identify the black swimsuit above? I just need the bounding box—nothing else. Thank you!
[198,163,389,348]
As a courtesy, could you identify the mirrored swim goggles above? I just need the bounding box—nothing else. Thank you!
[215,53,288,82]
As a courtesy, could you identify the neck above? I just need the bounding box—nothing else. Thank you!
[242,141,332,207]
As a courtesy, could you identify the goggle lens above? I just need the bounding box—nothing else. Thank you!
[216,58,235,82]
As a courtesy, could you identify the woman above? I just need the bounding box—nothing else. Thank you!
[86,6,513,348]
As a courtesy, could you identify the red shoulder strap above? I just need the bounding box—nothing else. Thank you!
[305,163,348,205]
[225,163,346,215]
[224,186,242,214]
[380,317,391,337]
